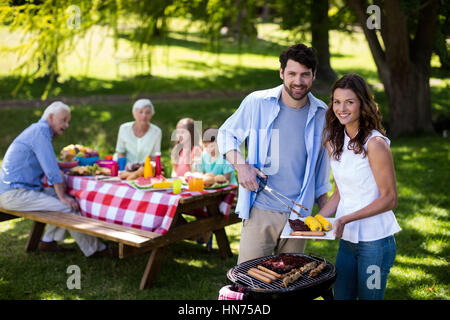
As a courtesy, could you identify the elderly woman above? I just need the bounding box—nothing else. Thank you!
[115,99,162,165]
[0,101,112,257]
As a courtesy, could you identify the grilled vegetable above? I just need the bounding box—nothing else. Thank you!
[315,214,332,231]
[304,216,322,232]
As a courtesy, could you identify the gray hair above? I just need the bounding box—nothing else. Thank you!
[132,99,155,116]
[41,101,71,120]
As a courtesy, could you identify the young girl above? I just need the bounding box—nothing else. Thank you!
[318,74,401,300]
[171,118,202,177]
[202,127,237,185]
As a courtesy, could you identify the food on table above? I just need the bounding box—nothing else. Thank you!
[288,219,310,231]
[203,174,215,187]
[304,216,322,232]
[152,181,172,189]
[314,214,332,231]
[214,174,227,184]
[67,164,110,176]
[126,166,145,180]
[119,170,131,180]
[309,261,327,277]
[135,177,153,187]
[181,172,230,188]
[60,144,99,161]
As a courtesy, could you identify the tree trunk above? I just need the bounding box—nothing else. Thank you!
[311,0,337,83]
[346,0,438,137]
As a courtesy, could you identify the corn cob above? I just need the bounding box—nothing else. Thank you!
[315,214,333,231]
[304,216,322,232]
[152,181,172,189]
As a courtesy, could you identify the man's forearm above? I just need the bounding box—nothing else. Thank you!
[53,183,67,202]
[225,149,247,170]
[316,193,328,210]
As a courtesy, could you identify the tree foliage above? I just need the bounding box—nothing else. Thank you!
[346,0,441,136]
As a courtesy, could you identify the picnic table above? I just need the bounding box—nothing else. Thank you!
[0,175,240,289]
[66,175,239,289]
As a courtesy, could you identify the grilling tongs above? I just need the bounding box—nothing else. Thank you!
[255,176,308,217]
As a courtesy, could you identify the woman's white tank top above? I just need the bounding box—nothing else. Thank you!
[330,129,401,243]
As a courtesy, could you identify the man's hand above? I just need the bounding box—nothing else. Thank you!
[236,163,266,191]
[226,149,267,192]
[61,195,80,212]
[54,183,79,212]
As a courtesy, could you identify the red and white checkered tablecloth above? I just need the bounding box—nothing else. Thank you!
[66,175,236,235]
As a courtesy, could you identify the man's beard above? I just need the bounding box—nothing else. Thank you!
[283,83,311,101]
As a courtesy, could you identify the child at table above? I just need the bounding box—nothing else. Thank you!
[171,118,203,177]
[201,127,237,185]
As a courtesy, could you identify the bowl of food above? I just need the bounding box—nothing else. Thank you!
[58,160,79,170]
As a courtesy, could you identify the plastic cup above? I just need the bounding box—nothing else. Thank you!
[118,157,127,171]
[173,179,182,194]
[188,178,195,191]
[110,163,119,177]
[193,177,204,192]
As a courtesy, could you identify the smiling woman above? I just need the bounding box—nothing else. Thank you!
[115,98,162,165]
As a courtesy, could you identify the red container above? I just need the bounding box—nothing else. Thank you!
[110,163,119,177]
[155,154,162,176]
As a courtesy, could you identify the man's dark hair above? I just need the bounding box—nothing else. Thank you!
[279,43,318,74]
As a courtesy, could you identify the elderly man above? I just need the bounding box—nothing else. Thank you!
[217,43,331,263]
[0,101,114,257]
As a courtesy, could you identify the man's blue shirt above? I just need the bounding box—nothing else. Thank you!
[217,84,331,220]
[0,119,63,194]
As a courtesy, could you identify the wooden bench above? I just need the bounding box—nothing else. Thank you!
[0,188,241,290]
[0,208,162,252]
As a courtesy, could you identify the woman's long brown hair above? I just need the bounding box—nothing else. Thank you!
[323,73,385,161]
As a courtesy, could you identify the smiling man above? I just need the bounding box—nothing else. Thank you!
[0,101,114,257]
[217,44,331,263]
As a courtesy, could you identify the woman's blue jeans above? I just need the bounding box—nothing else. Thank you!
[334,235,396,300]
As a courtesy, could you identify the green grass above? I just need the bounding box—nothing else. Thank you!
[0,20,448,300]
[0,98,448,300]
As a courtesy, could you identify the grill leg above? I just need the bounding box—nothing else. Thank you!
[321,287,334,300]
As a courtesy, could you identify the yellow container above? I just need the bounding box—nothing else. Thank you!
[144,156,153,178]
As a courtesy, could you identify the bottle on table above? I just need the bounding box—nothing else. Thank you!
[144,156,153,178]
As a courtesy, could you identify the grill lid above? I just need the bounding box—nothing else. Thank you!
[227,253,336,294]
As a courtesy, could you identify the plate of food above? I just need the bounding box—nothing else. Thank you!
[281,215,336,240]
[127,177,187,191]
[66,164,110,176]
[204,181,231,189]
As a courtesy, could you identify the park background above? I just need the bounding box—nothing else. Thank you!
[0,0,448,300]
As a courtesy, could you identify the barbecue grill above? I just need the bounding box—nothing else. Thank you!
[227,253,337,300]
